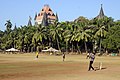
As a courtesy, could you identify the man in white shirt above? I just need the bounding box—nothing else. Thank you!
[88,52,96,71]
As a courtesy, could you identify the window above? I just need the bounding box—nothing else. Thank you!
[48,13,51,16]
[41,13,43,16]
[52,14,55,16]
[49,9,52,11]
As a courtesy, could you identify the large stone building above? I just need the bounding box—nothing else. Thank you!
[34,4,58,26]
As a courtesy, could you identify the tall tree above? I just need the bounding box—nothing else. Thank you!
[74,16,90,53]
[49,23,63,51]
[32,25,47,51]
[102,21,120,54]
[5,20,12,33]
[94,17,109,54]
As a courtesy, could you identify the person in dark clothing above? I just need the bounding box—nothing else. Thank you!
[63,52,65,61]
[88,52,96,71]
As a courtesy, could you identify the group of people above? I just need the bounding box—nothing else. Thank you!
[35,51,96,71]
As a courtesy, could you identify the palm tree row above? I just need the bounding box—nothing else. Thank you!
[0,16,120,54]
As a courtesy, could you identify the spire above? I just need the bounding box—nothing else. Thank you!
[34,12,37,20]
[55,12,59,22]
[14,23,17,30]
[96,4,105,19]
[28,16,32,26]
[41,12,48,26]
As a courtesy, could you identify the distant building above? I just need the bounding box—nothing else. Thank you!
[34,4,58,26]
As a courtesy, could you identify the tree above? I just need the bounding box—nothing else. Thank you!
[24,26,35,52]
[62,28,71,52]
[93,17,111,54]
[95,26,107,54]
[102,22,120,54]
[49,23,63,51]
[0,30,4,49]
[32,25,47,51]
[74,16,91,53]
[5,20,12,33]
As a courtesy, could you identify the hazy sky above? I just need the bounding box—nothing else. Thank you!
[0,0,120,31]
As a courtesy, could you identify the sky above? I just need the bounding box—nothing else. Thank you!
[0,0,120,31]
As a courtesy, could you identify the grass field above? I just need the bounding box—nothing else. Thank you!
[0,53,120,80]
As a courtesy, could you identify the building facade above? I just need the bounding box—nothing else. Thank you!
[34,4,58,26]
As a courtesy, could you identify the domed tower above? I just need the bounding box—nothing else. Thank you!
[34,4,58,26]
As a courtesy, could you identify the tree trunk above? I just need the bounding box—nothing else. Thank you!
[37,46,39,52]
[99,38,102,54]
[92,41,95,52]
[31,47,34,52]
[84,41,88,54]
[118,49,120,55]
[66,41,68,52]
[77,42,81,54]
[56,38,61,51]
[49,38,52,47]
[105,49,108,55]
[72,42,73,52]
[41,41,44,51]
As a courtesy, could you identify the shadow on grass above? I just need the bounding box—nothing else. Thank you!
[94,67,107,71]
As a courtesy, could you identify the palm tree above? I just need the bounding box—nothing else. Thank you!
[73,27,82,53]
[63,29,71,52]
[49,23,63,51]
[24,26,36,52]
[61,22,72,52]
[81,29,91,53]
[94,24,108,54]
[93,17,110,54]
[18,26,26,52]
[0,30,4,49]
[70,24,77,52]
[5,20,12,33]
[32,25,47,51]
[102,21,120,54]
[74,16,91,53]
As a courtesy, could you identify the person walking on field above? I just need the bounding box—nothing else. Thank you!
[62,52,65,61]
[36,51,39,58]
[88,51,96,71]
